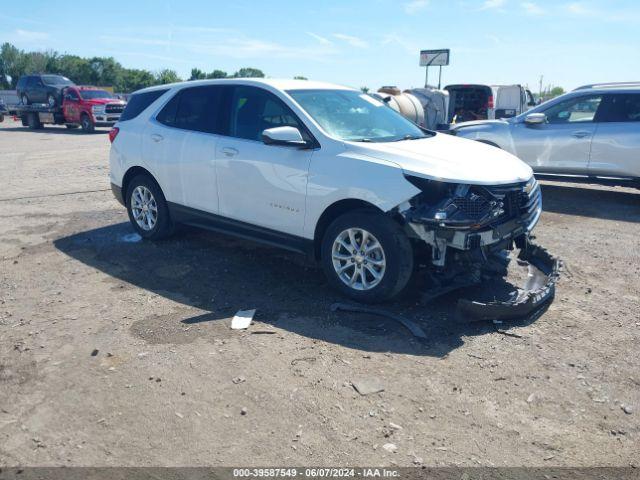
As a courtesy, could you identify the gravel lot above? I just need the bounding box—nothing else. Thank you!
[1,120,639,467]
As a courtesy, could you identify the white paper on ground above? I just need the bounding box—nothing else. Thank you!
[231,309,256,330]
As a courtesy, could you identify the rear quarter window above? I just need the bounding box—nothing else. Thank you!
[120,89,169,122]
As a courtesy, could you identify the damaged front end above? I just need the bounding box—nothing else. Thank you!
[396,175,559,319]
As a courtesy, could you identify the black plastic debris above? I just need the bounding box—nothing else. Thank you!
[457,241,560,321]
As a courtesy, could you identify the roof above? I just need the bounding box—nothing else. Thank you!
[134,78,354,95]
[574,82,640,91]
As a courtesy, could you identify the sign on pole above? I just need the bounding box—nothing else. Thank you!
[420,49,450,89]
[419,49,450,67]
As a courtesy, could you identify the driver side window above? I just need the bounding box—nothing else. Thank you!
[229,86,302,141]
[543,95,603,124]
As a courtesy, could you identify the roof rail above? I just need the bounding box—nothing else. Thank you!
[574,81,640,90]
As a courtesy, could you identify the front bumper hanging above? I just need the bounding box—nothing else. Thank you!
[456,240,560,321]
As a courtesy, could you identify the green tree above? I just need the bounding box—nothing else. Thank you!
[0,42,27,88]
[119,68,155,92]
[549,86,565,98]
[206,69,228,79]
[232,67,265,78]
[360,86,370,93]
[189,68,206,80]
[155,69,181,85]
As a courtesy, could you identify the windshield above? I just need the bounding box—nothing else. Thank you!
[42,75,73,86]
[79,90,114,100]
[287,89,429,142]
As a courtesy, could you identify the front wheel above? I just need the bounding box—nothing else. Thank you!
[125,175,174,240]
[20,94,30,105]
[321,211,413,303]
[47,94,56,108]
[80,114,95,133]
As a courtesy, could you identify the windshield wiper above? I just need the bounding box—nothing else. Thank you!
[398,134,425,141]
[350,138,373,142]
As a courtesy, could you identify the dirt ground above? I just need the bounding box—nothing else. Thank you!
[1,120,639,467]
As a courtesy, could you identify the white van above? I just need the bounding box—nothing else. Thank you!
[446,84,536,123]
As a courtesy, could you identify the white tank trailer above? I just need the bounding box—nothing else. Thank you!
[373,86,450,130]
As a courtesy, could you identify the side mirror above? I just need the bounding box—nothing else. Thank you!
[262,126,307,147]
[524,113,547,125]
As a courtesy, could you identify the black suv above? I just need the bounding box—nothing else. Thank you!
[16,74,75,107]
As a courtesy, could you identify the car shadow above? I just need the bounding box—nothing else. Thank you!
[0,126,109,135]
[54,222,546,357]
[540,183,640,222]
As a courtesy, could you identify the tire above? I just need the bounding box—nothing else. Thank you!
[47,94,56,108]
[80,114,95,133]
[321,210,413,303]
[125,174,174,240]
[0,114,4,123]
[20,94,30,105]
[27,112,42,130]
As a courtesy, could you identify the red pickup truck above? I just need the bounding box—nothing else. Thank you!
[8,85,127,133]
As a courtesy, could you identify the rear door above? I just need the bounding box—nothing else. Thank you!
[495,86,521,119]
[29,77,46,103]
[144,85,224,213]
[589,93,640,178]
[511,93,604,174]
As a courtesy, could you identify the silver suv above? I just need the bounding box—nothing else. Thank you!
[451,83,640,188]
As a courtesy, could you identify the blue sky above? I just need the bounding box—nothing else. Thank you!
[2,0,639,91]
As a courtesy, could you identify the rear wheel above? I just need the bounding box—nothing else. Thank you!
[321,211,413,303]
[125,174,174,240]
[80,114,95,133]
[47,94,56,108]
[20,94,30,105]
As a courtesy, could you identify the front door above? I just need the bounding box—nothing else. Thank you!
[62,88,81,123]
[215,85,313,237]
[511,94,603,174]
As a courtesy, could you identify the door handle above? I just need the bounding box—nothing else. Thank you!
[222,147,239,157]
[572,131,591,139]
[151,134,164,143]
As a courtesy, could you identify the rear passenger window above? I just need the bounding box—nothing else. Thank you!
[156,92,180,127]
[599,94,640,122]
[173,86,222,134]
[120,89,168,122]
[229,86,302,141]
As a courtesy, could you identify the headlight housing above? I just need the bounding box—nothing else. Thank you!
[403,175,506,229]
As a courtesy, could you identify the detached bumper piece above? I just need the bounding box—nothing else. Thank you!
[457,240,560,321]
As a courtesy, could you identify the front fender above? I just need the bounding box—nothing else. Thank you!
[304,148,419,239]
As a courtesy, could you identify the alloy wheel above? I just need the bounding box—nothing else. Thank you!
[331,228,386,291]
[130,186,158,231]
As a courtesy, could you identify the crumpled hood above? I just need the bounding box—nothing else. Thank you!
[346,132,532,185]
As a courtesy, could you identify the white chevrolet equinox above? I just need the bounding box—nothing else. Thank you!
[109,79,541,303]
